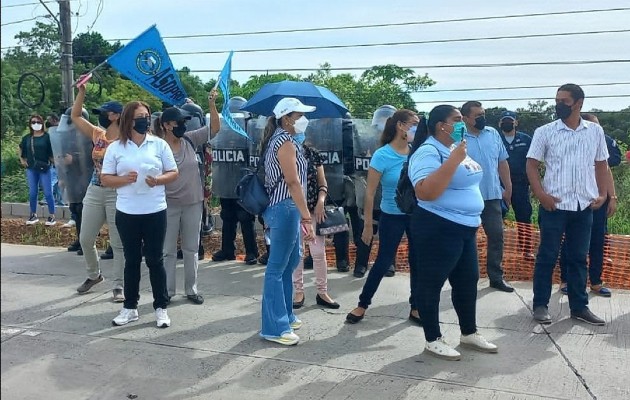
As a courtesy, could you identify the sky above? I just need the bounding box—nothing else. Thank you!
[2,0,629,113]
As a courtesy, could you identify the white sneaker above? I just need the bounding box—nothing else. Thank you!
[264,332,300,346]
[62,219,76,228]
[290,318,302,330]
[112,308,139,326]
[460,332,498,353]
[155,308,170,328]
[425,337,461,360]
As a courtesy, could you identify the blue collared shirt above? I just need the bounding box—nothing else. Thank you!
[465,126,508,201]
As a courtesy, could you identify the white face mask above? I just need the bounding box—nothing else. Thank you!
[31,123,43,131]
[293,116,309,134]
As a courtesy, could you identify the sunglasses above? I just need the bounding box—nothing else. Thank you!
[30,120,42,124]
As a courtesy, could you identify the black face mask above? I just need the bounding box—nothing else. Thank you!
[172,122,187,138]
[99,114,112,129]
[133,117,150,134]
[555,103,573,120]
[474,115,486,130]
[500,121,515,133]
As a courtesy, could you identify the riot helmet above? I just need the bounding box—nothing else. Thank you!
[64,106,89,123]
[227,96,251,119]
[371,105,397,133]
[181,102,206,131]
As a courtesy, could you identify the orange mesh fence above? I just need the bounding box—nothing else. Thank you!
[324,222,630,289]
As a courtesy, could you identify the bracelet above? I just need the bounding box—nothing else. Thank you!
[610,195,618,200]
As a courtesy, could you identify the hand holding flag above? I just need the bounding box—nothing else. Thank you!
[216,51,249,139]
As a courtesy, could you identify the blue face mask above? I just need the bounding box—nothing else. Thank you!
[293,133,305,145]
[450,121,466,142]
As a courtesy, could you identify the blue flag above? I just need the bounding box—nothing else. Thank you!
[217,51,249,139]
[107,25,188,106]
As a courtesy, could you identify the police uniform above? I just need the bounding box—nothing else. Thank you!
[501,131,533,225]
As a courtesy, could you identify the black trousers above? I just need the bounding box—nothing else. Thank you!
[69,202,83,242]
[410,206,479,342]
[219,198,258,257]
[116,210,169,310]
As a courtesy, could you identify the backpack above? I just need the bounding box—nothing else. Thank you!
[395,143,443,215]
[235,144,282,216]
[182,135,205,186]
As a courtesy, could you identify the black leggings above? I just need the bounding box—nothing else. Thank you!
[410,206,479,342]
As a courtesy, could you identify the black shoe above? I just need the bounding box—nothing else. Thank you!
[409,310,423,326]
[533,306,552,324]
[177,249,183,259]
[212,250,235,262]
[198,245,205,261]
[490,280,515,293]
[303,255,313,270]
[77,248,83,256]
[346,310,364,324]
[187,294,204,305]
[201,223,213,237]
[337,260,349,273]
[101,246,113,260]
[165,296,171,306]
[258,252,269,265]
[293,294,305,309]
[316,294,340,309]
[353,265,367,278]
[385,265,395,277]
[67,241,81,252]
[244,253,258,265]
[571,308,605,326]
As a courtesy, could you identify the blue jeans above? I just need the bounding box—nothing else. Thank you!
[260,199,301,338]
[357,212,417,310]
[559,199,608,286]
[26,168,55,214]
[533,207,592,312]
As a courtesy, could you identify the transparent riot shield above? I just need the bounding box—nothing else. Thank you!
[50,115,94,204]
[209,115,250,199]
[304,118,343,202]
[247,116,267,169]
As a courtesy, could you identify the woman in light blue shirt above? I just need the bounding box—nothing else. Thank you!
[407,104,497,361]
[346,109,420,325]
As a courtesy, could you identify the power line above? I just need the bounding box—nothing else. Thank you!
[188,59,630,73]
[414,82,630,94]
[0,15,46,26]
[161,29,630,56]
[103,7,630,42]
[0,1,57,8]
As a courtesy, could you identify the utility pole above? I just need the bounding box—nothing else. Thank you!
[58,0,74,110]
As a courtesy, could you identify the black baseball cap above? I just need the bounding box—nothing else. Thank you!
[161,107,192,123]
[92,101,123,115]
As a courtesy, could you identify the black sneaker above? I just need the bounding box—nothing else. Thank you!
[258,252,269,265]
[385,264,396,277]
[244,253,258,265]
[198,245,205,261]
[490,279,515,293]
[26,214,39,225]
[100,246,113,260]
[177,249,183,259]
[533,306,552,324]
[212,250,235,262]
[337,260,349,272]
[67,241,81,252]
[571,308,605,326]
[353,265,368,278]
[77,248,83,256]
[45,216,56,226]
[187,294,204,305]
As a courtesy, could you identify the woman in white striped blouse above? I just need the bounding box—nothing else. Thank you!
[259,98,316,346]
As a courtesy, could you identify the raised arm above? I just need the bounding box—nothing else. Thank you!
[208,88,220,137]
[71,83,96,139]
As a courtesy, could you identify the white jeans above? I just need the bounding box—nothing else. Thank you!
[164,201,203,297]
[79,184,124,289]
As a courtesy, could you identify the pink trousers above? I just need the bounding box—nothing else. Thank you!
[293,221,328,294]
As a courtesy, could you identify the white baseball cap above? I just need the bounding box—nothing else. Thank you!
[273,97,316,119]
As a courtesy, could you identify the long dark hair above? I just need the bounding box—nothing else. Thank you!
[118,101,152,144]
[380,109,416,146]
[410,105,457,154]
[260,112,295,155]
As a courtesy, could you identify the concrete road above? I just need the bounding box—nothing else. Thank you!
[1,243,628,400]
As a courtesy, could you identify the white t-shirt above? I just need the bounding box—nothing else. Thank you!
[102,134,177,215]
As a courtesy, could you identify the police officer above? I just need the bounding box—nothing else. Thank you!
[499,111,534,261]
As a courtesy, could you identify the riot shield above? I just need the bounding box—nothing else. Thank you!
[50,114,94,204]
[247,116,267,169]
[304,118,343,203]
[351,118,383,211]
[209,115,250,199]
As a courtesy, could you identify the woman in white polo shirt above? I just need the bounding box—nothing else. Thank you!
[101,101,178,328]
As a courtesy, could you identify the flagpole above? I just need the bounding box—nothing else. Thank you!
[72,59,108,87]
